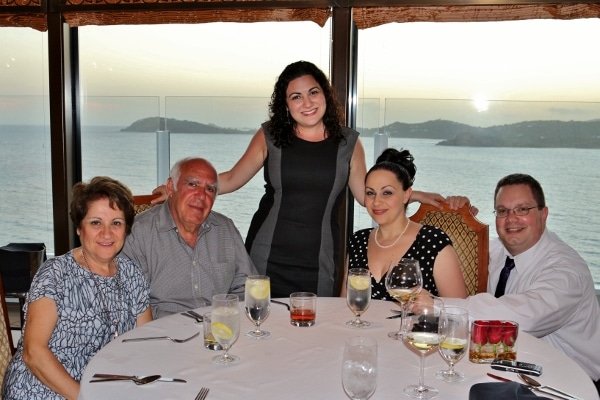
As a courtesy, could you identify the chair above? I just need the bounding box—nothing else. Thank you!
[0,273,16,387]
[0,243,47,328]
[133,194,162,215]
[409,203,489,295]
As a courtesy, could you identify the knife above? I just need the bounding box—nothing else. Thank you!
[92,374,187,383]
[185,310,204,321]
[486,373,580,400]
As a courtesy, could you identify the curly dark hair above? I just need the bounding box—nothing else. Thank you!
[70,176,135,235]
[367,148,417,191]
[268,60,344,148]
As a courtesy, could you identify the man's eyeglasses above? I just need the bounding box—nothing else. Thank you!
[493,206,539,218]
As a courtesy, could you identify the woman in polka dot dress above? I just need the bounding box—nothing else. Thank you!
[341,148,468,300]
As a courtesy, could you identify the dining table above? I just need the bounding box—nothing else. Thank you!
[79,297,598,399]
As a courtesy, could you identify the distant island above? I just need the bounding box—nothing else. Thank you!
[121,117,600,149]
[121,117,255,135]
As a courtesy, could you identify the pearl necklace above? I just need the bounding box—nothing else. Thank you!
[374,220,410,249]
[81,249,123,339]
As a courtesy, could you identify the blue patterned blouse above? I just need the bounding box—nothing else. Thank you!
[1,250,149,400]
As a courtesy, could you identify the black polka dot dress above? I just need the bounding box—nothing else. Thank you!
[348,225,452,300]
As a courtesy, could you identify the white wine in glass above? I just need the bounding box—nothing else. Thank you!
[436,306,469,382]
[211,294,241,365]
[342,336,378,400]
[385,258,423,340]
[346,268,372,328]
[403,294,448,399]
[244,275,271,339]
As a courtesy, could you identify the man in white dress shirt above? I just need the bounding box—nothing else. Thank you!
[445,173,600,394]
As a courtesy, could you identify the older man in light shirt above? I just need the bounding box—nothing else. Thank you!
[122,157,257,318]
[444,173,600,395]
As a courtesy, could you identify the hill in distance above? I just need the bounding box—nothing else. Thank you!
[121,117,255,135]
[361,119,600,149]
[122,117,600,149]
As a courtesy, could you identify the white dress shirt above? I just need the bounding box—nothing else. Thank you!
[445,229,600,381]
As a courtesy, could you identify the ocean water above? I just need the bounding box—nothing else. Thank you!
[1,125,599,284]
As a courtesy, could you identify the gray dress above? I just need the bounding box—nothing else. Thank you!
[245,122,359,297]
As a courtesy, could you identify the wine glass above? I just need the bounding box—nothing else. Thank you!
[244,275,271,339]
[341,336,378,400]
[403,294,448,399]
[211,294,241,365]
[436,306,469,382]
[346,268,372,328]
[384,258,423,340]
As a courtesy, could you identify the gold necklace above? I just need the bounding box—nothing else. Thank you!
[81,249,123,339]
[374,220,410,249]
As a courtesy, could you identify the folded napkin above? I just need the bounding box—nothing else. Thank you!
[469,382,551,400]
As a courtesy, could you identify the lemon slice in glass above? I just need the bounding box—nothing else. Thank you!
[212,322,234,341]
[249,280,270,300]
[440,337,467,350]
[349,275,370,290]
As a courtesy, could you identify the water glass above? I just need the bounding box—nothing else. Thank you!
[244,275,271,339]
[342,336,378,400]
[346,268,372,328]
[436,306,469,382]
[211,294,241,365]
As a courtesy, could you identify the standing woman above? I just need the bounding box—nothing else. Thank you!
[2,177,152,400]
[218,60,367,297]
[218,61,443,297]
[342,148,468,300]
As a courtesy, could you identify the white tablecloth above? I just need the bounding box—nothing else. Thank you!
[79,297,598,400]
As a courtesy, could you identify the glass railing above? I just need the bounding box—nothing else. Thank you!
[0,95,53,255]
[4,95,598,286]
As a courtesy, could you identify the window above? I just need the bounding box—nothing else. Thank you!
[356,19,600,284]
[78,21,331,237]
[0,28,52,254]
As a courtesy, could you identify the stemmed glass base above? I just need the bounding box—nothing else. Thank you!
[435,369,465,382]
[388,307,408,340]
[245,328,270,339]
[212,352,240,365]
[387,330,403,340]
[346,317,370,328]
[404,384,439,399]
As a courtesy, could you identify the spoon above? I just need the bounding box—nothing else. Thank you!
[518,373,583,400]
[90,374,161,385]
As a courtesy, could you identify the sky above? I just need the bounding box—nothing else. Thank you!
[2,18,600,128]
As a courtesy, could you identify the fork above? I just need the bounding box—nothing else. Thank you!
[122,332,200,343]
[195,387,209,400]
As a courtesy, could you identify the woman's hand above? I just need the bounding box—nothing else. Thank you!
[151,185,168,203]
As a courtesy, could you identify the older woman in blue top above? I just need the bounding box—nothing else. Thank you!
[1,176,152,400]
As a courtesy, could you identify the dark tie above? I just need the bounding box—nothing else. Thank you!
[494,256,515,298]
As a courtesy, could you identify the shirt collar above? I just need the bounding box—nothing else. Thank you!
[508,228,549,271]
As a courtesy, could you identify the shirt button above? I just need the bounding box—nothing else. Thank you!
[194,284,198,289]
